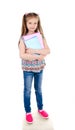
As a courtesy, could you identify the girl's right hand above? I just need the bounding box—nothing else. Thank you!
[37,55,45,61]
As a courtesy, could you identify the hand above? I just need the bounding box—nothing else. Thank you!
[26,48,35,54]
[37,55,45,61]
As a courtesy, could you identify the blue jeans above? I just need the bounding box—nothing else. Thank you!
[23,70,43,113]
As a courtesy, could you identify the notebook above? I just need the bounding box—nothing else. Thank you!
[23,32,44,49]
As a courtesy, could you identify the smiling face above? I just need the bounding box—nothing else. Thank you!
[26,17,38,34]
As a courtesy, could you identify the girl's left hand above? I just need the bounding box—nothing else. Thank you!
[26,48,34,54]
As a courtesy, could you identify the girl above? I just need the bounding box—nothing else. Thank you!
[18,12,50,123]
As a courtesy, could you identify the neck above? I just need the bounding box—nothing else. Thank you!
[27,31,35,35]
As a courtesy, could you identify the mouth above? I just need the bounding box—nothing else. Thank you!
[30,28,35,30]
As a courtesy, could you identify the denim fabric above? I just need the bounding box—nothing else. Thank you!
[23,70,43,113]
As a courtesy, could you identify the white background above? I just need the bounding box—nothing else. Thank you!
[0,0,75,130]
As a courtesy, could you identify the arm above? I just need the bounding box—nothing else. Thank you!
[26,38,50,56]
[18,39,40,61]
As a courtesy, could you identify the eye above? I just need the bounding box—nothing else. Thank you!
[29,22,32,24]
[34,22,37,25]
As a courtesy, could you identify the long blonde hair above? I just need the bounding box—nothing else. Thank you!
[21,12,44,37]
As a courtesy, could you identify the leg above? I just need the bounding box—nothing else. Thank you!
[23,71,33,113]
[34,70,43,110]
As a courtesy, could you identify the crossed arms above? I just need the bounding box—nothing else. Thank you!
[19,38,50,61]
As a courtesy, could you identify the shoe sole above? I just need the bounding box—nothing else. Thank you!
[26,121,33,124]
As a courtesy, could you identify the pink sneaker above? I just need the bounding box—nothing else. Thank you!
[26,113,33,123]
[38,110,49,119]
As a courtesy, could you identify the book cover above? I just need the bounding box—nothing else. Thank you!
[23,32,44,49]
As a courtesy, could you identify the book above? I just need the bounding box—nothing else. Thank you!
[23,32,44,49]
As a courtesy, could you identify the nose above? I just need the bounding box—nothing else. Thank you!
[32,24,35,27]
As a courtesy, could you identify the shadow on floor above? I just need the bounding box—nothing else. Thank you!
[23,112,54,130]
